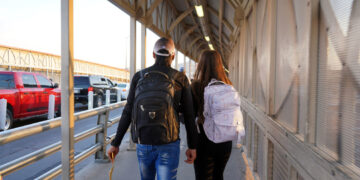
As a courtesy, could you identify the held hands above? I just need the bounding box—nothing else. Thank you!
[107,146,119,162]
[184,149,196,164]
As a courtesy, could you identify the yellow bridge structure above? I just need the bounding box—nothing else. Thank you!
[0,45,130,84]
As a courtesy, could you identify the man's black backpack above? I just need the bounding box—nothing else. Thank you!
[131,70,179,145]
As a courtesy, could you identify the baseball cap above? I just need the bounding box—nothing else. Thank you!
[153,37,175,56]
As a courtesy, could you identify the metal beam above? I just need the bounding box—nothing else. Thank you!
[146,0,163,18]
[212,32,230,50]
[210,23,230,43]
[195,43,208,54]
[109,0,136,16]
[138,0,147,9]
[211,31,228,49]
[225,0,238,9]
[61,0,75,179]
[163,0,198,61]
[168,7,194,34]
[185,0,198,28]
[207,5,234,32]
[113,0,198,62]
[135,0,147,18]
[189,36,202,50]
[179,25,198,47]
[165,0,176,10]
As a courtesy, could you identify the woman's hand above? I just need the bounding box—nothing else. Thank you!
[185,149,197,164]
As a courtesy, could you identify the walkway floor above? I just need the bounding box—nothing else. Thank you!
[75,125,253,180]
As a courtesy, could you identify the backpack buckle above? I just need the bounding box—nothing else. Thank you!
[149,112,156,119]
[140,105,144,111]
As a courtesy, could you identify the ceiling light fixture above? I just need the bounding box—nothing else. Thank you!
[209,44,214,50]
[195,5,204,17]
[205,36,210,41]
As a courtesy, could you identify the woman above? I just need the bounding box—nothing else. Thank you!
[191,50,233,180]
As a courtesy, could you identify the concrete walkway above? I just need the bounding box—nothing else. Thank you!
[75,125,253,180]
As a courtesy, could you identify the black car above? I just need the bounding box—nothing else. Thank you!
[74,75,119,107]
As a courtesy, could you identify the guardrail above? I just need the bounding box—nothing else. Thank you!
[0,101,126,179]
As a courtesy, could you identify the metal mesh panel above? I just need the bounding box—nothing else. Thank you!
[243,110,248,146]
[273,143,289,180]
[256,127,265,179]
[298,174,305,180]
[245,11,254,100]
[317,0,360,170]
[252,120,258,162]
[274,0,310,135]
[239,24,247,96]
[290,166,305,180]
[268,140,274,180]
[246,115,253,158]
[316,20,340,159]
[255,0,271,111]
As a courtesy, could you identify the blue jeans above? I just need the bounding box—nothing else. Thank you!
[136,140,180,180]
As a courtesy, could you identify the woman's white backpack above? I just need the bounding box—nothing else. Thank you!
[203,79,245,143]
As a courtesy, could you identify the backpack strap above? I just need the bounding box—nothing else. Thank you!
[145,71,170,80]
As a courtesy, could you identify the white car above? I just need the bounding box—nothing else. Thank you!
[117,83,130,100]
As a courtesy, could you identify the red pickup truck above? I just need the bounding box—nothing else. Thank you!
[0,71,61,130]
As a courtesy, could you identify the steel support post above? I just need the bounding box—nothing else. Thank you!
[175,50,178,70]
[88,91,93,110]
[128,16,136,151]
[183,56,186,74]
[95,111,110,162]
[106,90,110,105]
[61,0,75,179]
[0,99,6,130]
[48,95,55,119]
[189,59,191,79]
[141,24,146,69]
[130,16,136,80]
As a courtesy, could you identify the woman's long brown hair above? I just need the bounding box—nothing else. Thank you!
[193,50,232,124]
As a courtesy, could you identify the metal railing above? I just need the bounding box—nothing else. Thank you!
[0,101,126,179]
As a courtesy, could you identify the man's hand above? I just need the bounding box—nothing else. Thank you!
[107,146,119,162]
[184,149,196,164]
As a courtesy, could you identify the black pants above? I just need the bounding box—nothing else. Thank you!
[194,125,232,180]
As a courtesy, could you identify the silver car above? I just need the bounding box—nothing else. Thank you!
[117,83,130,100]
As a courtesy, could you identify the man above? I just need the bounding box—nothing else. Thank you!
[107,37,198,180]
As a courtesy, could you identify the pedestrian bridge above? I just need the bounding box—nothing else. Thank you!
[1,0,360,179]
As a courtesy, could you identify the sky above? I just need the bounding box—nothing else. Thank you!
[0,0,189,71]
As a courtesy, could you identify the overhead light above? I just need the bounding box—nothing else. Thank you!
[205,36,210,41]
[209,44,214,50]
[195,5,204,17]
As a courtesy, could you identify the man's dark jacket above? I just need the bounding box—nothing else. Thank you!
[111,63,198,149]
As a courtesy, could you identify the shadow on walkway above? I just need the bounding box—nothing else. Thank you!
[75,125,253,180]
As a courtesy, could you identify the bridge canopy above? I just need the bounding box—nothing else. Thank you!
[109,0,244,66]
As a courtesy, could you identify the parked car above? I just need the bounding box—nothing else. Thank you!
[0,71,61,130]
[74,75,119,107]
[117,83,129,100]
